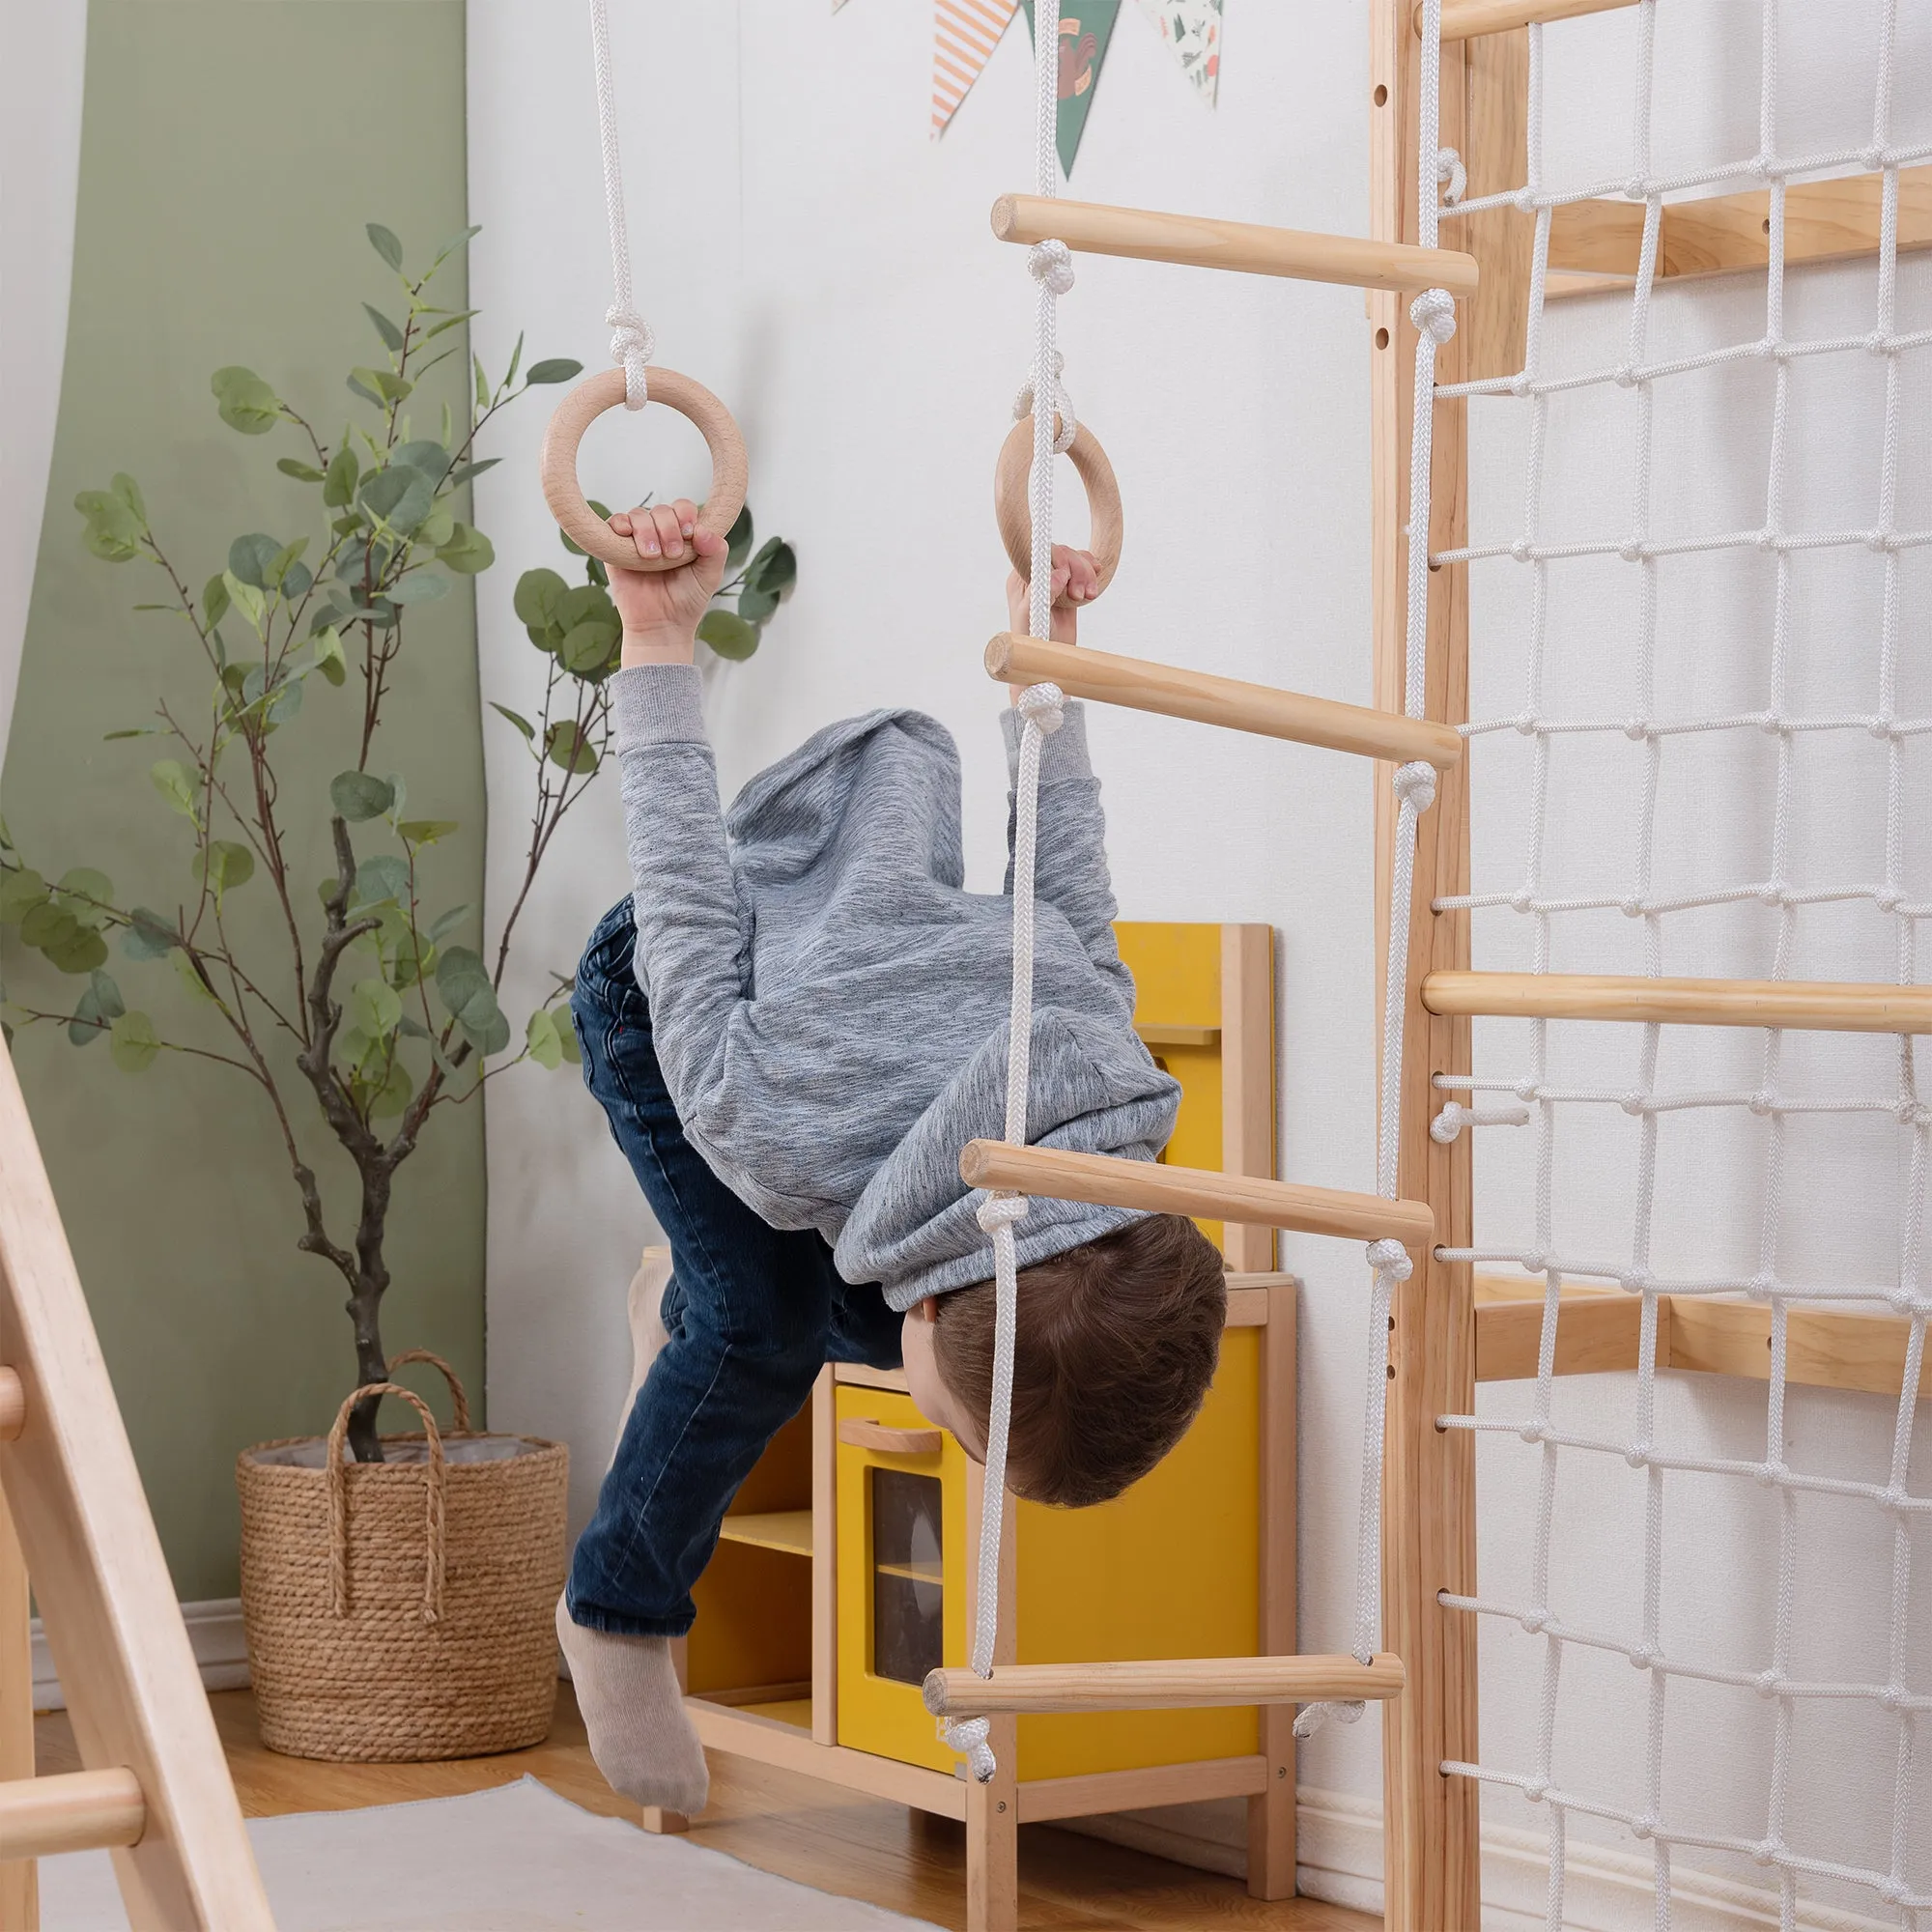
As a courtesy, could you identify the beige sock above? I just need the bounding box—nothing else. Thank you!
[556,1597,709,1814]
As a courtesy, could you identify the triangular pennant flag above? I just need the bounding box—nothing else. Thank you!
[1134,0,1222,104]
[933,0,1022,138]
[1020,2,1122,176]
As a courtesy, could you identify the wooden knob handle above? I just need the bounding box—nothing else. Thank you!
[837,1418,945,1457]
[540,366,749,572]
[994,416,1123,608]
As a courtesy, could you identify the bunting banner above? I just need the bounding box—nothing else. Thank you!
[1135,0,1222,103]
[932,0,1022,138]
[1019,2,1122,175]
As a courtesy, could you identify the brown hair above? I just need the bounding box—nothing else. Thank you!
[931,1213,1227,1508]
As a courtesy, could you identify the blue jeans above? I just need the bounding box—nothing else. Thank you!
[564,897,904,1636]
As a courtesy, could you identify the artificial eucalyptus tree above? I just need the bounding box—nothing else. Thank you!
[2,224,795,1461]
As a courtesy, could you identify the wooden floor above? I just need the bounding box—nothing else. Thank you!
[37,1688,1375,1931]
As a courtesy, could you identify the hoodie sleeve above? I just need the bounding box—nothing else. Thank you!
[609,665,754,1125]
[1001,700,1136,1024]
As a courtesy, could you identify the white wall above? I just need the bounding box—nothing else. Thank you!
[468,3,1930,1922]
[0,0,88,758]
[469,0,1386,1829]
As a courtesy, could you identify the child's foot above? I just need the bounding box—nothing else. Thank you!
[556,1597,709,1814]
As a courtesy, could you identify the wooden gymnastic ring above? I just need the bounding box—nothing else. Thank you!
[994,415,1123,608]
[540,365,749,573]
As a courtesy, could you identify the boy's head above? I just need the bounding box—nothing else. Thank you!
[900,1213,1227,1507]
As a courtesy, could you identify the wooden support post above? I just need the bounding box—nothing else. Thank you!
[0,1039,273,1928]
[1248,1278,1298,1900]
[1422,970,1932,1034]
[962,1459,1016,1932]
[986,634,1464,769]
[1435,0,1636,39]
[810,1369,837,1748]
[991,194,1480,297]
[957,1141,1433,1248]
[1374,4,1482,1928]
[1459,25,1532,384]
[1221,924,1278,1274]
[924,1654,1406,1717]
[0,1488,35,1930]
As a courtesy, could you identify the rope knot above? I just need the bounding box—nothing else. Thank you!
[1016,682,1065,734]
[977,1192,1032,1235]
[1366,1237,1413,1282]
[1409,287,1458,346]
[940,1715,998,1782]
[1392,760,1437,814]
[1013,352,1078,455]
[1027,238,1076,297]
[606,304,655,409]
[1292,1698,1366,1739]
[1436,147,1466,206]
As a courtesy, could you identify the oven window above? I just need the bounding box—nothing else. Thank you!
[870,1466,944,1686]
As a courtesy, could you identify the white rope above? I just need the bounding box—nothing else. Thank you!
[1425,1,1930,1923]
[589,0,652,408]
[942,9,1071,1783]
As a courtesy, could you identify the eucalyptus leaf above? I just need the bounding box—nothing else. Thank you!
[330,771,394,821]
[446,458,499,488]
[228,532,281,589]
[724,502,754,571]
[323,445,360,508]
[437,524,495,574]
[277,457,326,483]
[362,303,405,352]
[19,901,77,951]
[74,490,143,562]
[358,465,435,534]
[513,568,567,629]
[150,760,199,819]
[352,854,411,909]
[524,357,582,385]
[313,626,348,686]
[210,365,281,435]
[193,840,255,895]
[365,222,404,271]
[202,573,231,627]
[351,977,403,1039]
[397,820,458,847]
[543,720,599,774]
[55,867,114,926]
[122,907,179,960]
[526,1007,563,1069]
[0,868,45,924]
[43,924,108,975]
[696,609,759,661]
[737,585,780,624]
[558,621,617,674]
[171,946,219,1006]
[108,1010,160,1073]
[750,537,797,597]
[384,572,449,606]
[428,904,472,943]
[393,440,451,484]
[368,1059,414,1120]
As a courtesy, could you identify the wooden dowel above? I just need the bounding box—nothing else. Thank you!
[0,1769,145,1861]
[923,1653,1406,1717]
[991,194,1480,298]
[1432,0,1636,40]
[0,1371,22,1443]
[1421,971,1932,1036]
[958,1142,1434,1248]
[987,634,1464,771]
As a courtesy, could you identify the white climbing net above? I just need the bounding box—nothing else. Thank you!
[1417,1,1931,1924]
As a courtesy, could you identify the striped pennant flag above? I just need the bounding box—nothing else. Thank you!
[933,0,1020,138]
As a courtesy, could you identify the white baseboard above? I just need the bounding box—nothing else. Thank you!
[1070,1785,1894,1932]
[32,1597,249,1712]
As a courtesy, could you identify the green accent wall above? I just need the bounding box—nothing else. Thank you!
[3,0,483,1603]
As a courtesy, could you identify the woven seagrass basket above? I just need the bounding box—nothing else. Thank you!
[237,1350,569,1762]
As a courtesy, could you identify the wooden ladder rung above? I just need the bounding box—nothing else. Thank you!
[987,634,1463,771]
[1422,971,1932,1035]
[923,1653,1406,1717]
[0,1768,146,1861]
[1434,0,1637,41]
[958,1142,1434,1248]
[990,194,1480,297]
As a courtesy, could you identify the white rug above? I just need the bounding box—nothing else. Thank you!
[40,1776,945,1931]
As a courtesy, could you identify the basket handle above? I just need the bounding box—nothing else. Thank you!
[385,1348,473,1435]
[327,1383,445,1626]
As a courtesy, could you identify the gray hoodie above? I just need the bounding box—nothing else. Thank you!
[613,665,1180,1309]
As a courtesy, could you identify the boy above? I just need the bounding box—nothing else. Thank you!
[559,497,1229,1812]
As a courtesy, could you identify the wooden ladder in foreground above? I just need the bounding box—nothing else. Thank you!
[0,1039,272,1928]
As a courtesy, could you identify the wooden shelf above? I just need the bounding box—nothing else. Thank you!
[717,1511,812,1558]
[877,1560,944,1586]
